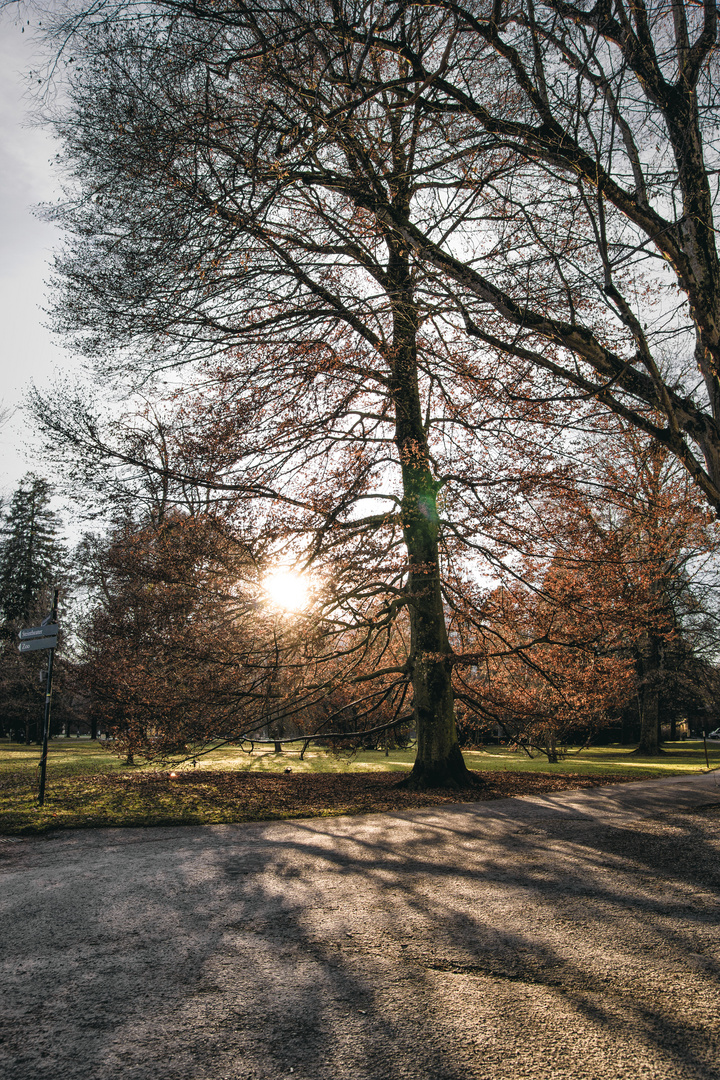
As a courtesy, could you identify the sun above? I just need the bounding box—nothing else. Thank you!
[262,569,311,613]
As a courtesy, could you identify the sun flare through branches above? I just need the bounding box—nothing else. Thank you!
[262,569,311,613]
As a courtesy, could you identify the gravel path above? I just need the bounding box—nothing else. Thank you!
[1,774,719,1080]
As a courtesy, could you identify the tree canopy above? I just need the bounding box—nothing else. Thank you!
[33,0,720,511]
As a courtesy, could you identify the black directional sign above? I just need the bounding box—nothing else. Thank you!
[18,623,58,653]
[19,624,59,641]
[19,636,58,653]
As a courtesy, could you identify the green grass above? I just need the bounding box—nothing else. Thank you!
[1,736,717,836]
[0,740,127,778]
[464,741,720,776]
[1,736,718,782]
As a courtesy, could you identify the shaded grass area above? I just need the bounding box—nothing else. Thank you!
[0,738,717,836]
[0,767,638,836]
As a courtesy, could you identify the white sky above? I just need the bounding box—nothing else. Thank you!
[0,9,80,504]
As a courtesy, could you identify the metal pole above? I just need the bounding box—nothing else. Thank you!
[38,589,59,807]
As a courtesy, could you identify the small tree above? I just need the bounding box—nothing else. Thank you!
[0,475,66,742]
[75,507,261,760]
[74,500,417,764]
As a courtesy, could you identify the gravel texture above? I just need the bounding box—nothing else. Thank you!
[1,774,719,1080]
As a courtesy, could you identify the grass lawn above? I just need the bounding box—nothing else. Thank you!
[1,737,717,836]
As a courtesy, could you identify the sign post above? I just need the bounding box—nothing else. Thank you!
[19,591,60,806]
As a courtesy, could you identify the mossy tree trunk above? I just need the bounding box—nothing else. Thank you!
[387,238,474,790]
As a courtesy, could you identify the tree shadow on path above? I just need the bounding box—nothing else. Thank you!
[1,796,719,1080]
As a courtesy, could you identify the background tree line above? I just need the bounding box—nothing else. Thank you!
[5,415,717,767]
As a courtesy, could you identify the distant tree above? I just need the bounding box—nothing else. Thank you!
[574,427,720,755]
[466,572,635,763]
[74,509,260,761]
[0,475,67,742]
[456,421,720,758]
[0,475,64,627]
[74,501,415,764]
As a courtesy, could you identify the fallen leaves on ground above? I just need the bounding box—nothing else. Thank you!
[0,769,636,835]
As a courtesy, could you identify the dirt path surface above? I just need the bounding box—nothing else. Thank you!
[2,774,719,1080]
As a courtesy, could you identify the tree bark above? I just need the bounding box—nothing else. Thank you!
[544,730,558,764]
[387,244,475,790]
[634,635,663,755]
[637,687,661,755]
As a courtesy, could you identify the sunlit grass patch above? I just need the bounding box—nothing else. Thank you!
[2,737,718,783]
[0,737,716,836]
[0,740,126,778]
[461,741,720,776]
[184,740,720,777]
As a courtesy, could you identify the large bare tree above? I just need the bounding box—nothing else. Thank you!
[374,0,720,512]
[33,2,576,787]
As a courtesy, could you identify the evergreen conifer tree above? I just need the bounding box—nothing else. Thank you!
[0,475,65,631]
[0,476,66,742]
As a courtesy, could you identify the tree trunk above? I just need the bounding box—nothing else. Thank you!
[387,246,474,790]
[665,101,720,439]
[545,730,558,764]
[634,635,663,755]
[637,686,660,755]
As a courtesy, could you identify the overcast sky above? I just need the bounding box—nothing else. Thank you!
[0,9,79,504]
